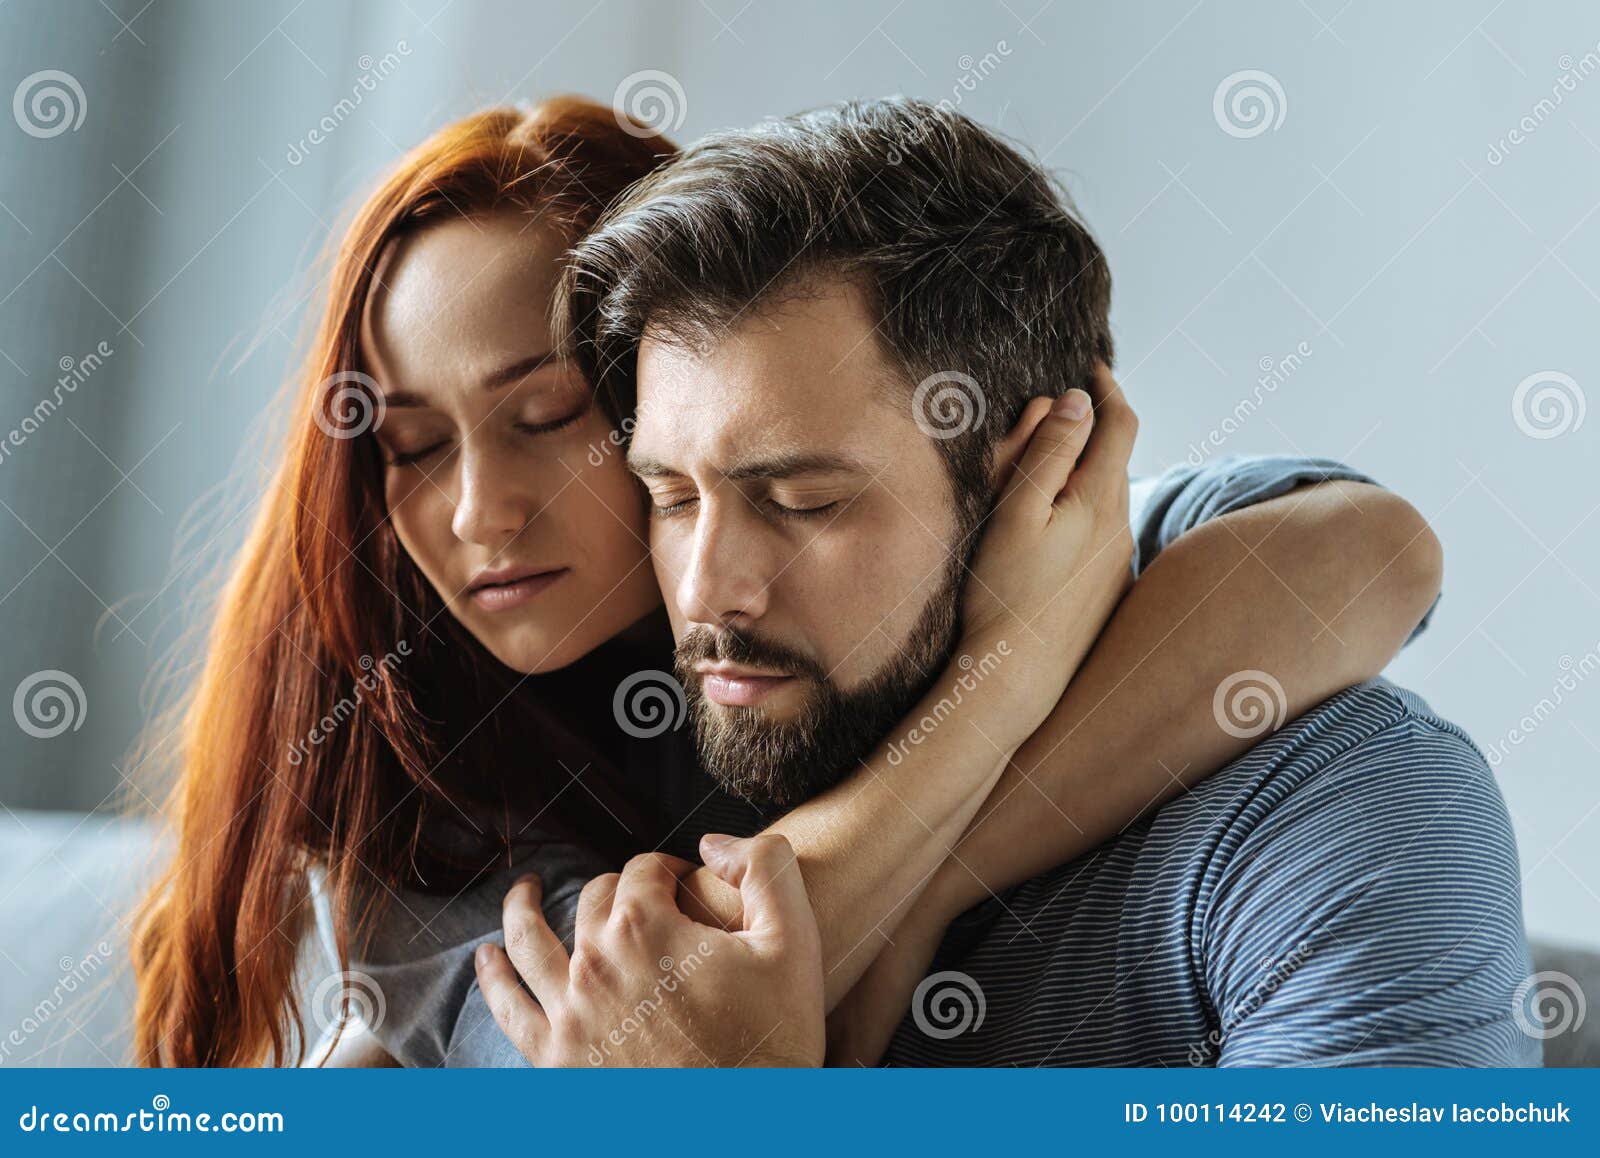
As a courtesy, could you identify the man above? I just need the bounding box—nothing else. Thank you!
[359,99,1536,1066]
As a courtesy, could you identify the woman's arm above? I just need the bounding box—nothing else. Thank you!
[677,385,1139,1010]
[826,474,1443,1064]
[929,477,1441,913]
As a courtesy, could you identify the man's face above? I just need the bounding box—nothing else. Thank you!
[629,279,968,806]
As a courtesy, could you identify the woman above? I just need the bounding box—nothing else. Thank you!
[132,96,1441,1067]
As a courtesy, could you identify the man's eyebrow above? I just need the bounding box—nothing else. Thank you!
[723,452,867,481]
[625,449,868,480]
[381,351,560,408]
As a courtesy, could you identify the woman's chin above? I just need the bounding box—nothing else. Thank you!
[487,631,593,675]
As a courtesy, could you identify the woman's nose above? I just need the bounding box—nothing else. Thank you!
[450,444,535,547]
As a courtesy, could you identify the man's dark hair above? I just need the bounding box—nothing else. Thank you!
[562,96,1113,528]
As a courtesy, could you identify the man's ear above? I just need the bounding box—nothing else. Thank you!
[988,396,1056,496]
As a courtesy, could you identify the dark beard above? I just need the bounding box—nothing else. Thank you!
[673,556,965,809]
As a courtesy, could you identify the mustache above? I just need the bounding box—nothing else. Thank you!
[674,626,829,685]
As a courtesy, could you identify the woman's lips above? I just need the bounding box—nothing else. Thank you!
[468,568,570,613]
[700,671,794,707]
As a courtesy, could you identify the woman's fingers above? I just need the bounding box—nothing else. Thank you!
[500,874,570,1005]
[475,940,550,1057]
[999,388,1095,512]
[1068,365,1138,508]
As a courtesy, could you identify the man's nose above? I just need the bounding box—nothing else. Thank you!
[675,497,772,630]
[450,442,535,548]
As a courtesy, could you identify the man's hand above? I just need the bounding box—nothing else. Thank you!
[475,834,825,1067]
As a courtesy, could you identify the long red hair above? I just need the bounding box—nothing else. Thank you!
[131,97,675,1067]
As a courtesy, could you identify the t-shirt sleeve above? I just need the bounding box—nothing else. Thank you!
[347,839,603,1068]
[1129,455,1435,640]
[1203,715,1540,1067]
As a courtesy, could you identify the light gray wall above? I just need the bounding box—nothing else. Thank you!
[1,0,1595,949]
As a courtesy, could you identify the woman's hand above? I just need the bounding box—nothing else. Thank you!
[958,366,1138,745]
[476,835,824,1067]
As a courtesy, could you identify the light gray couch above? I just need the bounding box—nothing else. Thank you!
[1,810,1595,1066]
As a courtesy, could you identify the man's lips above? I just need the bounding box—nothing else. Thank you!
[467,566,570,612]
[696,664,795,707]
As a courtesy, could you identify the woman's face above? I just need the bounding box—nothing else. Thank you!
[360,211,659,674]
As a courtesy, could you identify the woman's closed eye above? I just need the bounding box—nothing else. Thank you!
[386,440,448,468]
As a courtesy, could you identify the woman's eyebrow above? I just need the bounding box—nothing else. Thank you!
[381,351,560,408]
[481,350,559,392]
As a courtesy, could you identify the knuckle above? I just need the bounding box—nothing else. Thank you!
[569,944,612,988]
[751,832,792,860]
[610,897,652,938]
[581,874,617,907]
